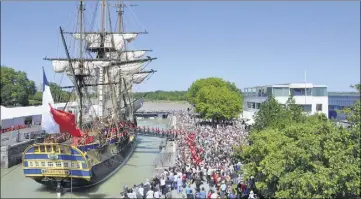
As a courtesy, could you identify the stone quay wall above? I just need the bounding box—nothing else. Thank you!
[1,139,35,168]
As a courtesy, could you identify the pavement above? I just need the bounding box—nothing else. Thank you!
[138,102,191,112]
[154,140,176,170]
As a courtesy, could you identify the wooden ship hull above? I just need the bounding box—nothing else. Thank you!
[22,134,137,189]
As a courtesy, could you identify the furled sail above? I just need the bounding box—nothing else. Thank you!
[133,73,150,84]
[121,73,150,85]
[105,50,147,61]
[72,33,138,51]
[52,60,110,75]
[109,61,145,78]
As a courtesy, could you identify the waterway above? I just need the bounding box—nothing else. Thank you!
[0,118,170,198]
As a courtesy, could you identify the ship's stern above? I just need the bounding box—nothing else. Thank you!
[22,143,92,188]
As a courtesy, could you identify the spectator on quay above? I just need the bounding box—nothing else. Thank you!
[165,187,173,199]
[199,187,207,199]
[146,188,154,199]
[187,189,194,199]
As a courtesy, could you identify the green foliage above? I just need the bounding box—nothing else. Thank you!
[1,66,74,107]
[187,77,243,121]
[195,85,242,120]
[1,66,36,106]
[133,90,187,101]
[187,77,240,104]
[235,86,360,198]
[48,82,72,103]
[252,96,290,131]
[285,94,305,122]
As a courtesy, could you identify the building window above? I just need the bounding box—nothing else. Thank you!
[55,162,62,167]
[273,87,289,96]
[299,104,312,112]
[47,162,53,167]
[290,88,304,96]
[256,103,260,109]
[247,102,252,109]
[35,162,39,167]
[251,102,255,109]
[64,162,69,168]
[41,162,46,167]
[267,87,273,97]
[312,87,327,96]
[316,104,322,111]
[29,162,33,167]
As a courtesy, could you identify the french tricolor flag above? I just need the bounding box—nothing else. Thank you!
[41,69,83,137]
[41,69,60,134]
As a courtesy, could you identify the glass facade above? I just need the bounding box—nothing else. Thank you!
[290,88,312,96]
[299,104,312,112]
[312,87,327,96]
[273,87,289,96]
[244,85,329,97]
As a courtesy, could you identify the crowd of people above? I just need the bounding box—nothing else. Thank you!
[121,110,258,199]
[1,123,38,134]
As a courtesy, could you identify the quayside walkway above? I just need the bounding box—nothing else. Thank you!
[135,111,173,119]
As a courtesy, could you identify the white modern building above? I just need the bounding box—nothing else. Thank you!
[242,83,328,122]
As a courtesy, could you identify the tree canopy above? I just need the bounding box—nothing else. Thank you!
[133,90,187,101]
[187,77,243,121]
[1,66,36,106]
[1,66,74,106]
[235,91,360,198]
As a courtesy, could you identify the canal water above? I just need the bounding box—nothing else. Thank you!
[0,118,170,198]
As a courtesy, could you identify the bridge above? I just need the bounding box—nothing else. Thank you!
[135,111,173,119]
[135,127,177,139]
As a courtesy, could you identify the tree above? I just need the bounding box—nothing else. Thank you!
[133,90,188,101]
[236,85,360,198]
[285,93,305,123]
[194,85,242,121]
[187,77,241,105]
[28,91,42,105]
[187,77,243,121]
[252,96,290,131]
[0,66,36,106]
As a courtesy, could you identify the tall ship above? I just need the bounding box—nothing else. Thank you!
[22,0,157,190]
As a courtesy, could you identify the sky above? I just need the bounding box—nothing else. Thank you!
[1,1,360,92]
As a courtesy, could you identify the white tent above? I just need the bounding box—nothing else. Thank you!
[0,103,75,129]
[0,105,43,129]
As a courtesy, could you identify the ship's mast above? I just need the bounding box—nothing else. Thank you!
[77,0,84,127]
[117,2,134,122]
[46,0,157,127]
[117,1,125,120]
[98,0,106,118]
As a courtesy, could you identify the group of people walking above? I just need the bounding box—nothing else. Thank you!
[120,110,257,199]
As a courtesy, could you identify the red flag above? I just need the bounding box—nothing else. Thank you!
[49,104,83,137]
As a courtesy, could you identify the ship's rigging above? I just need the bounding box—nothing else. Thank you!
[45,0,157,131]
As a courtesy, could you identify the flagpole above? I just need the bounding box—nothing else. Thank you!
[304,69,307,106]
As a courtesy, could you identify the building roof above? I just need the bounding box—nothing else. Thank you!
[0,103,74,120]
[328,92,360,97]
[244,83,327,90]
